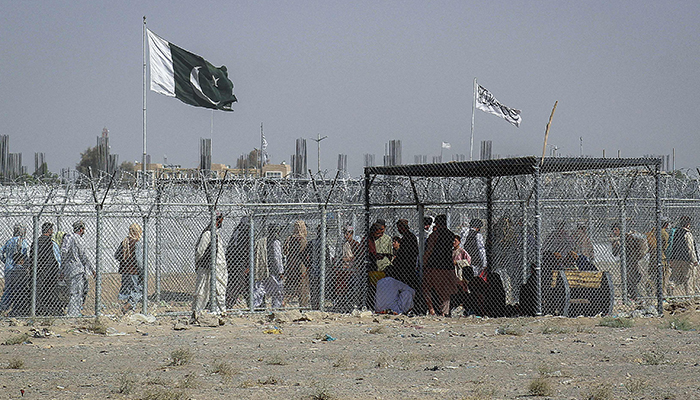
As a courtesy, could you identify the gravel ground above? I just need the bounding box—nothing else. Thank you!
[1,301,700,400]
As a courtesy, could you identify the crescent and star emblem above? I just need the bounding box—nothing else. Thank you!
[189,66,219,106]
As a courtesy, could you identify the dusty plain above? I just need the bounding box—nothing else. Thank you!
[1,302,700,400]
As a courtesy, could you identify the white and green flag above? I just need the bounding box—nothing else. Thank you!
[147,29,237,111]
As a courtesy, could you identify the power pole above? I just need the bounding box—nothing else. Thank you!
[311,133,328,174]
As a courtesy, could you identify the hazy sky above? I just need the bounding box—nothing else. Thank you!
[2,1,698,176]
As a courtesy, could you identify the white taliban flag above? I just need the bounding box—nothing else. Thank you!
[476,84,521,127]
[441,142,451,149]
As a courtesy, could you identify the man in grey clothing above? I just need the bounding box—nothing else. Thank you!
[60,221,95,317]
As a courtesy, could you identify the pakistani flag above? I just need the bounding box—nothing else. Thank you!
[147,29,237,111]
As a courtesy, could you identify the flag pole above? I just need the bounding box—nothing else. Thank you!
[470,78,476,161]
[142,16,147,187]
[260,122,263,178]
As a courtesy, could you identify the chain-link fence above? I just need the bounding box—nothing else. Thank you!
[365,157,700,317]
[0,159,699,318]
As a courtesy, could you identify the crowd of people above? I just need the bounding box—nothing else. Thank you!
[541,216,699,302]
[0,221,141,317]
[189,213,501,318]
[0,213,697,318]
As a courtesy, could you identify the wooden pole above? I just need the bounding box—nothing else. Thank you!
[540,101,558,167]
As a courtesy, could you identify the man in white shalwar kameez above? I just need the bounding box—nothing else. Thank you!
[192,214,228,315]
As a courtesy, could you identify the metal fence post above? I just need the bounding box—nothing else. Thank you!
[155,190,162,303]
[655,162,663,314]
[620,202,628,303]
[486,177,493,272]
[209,210,217,313]
[248,215,255,311]
[95,207,102,317]
[534,165,543,316]
[320,205,327,311]
[363,171,371,311]
[520,200,528,287]
[31,214,39,317]
[142,215,149,315]
[417,204,425,280]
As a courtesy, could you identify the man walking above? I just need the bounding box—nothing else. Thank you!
[60,221,94,317]
[669,216,698,297]
[422,215,457,316]
[192,213,227,316]
[32,222,63,315]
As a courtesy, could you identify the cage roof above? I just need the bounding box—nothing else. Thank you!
[365,156,662,178]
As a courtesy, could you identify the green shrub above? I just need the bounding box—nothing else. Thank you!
[117,370,135,394]
[142,388,187,400]
[496,324,524,336]
[311,380,336,400]
[584,383,613,400]
[640,350,666,365]
[209,360,237,381]
[668,317,694,331]
[542,324,569,334]
[7,357,24,369]
[87,317,108,335]
[624,377,648,395]
[528,376,553,396]
[168,347,193,366]
[597,317,634,328]
[265,354,287,365]
[3,333,30,345]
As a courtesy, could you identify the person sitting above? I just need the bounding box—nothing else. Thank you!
[374,271,415,315]
[575,253,598,271]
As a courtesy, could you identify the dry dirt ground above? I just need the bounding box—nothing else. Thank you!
[1,302,700,400]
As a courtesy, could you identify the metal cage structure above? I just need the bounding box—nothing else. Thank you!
[364,156,667,317]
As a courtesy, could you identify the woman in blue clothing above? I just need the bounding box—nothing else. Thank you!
[0,224,30,316]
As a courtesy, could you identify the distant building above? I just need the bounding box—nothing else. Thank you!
[8,153,24,178]
[35,152,47,175]
[199,138,212,171]
[132,162,291,181]
[0,135,8,179]
[0,135,24,180]
[383,140,401,166]
[290,138,307,178]
[97,128,118,175]
[480,140,492,160]
[337,154,347,173]
[262,162,291,179]
[364,154,375,167]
